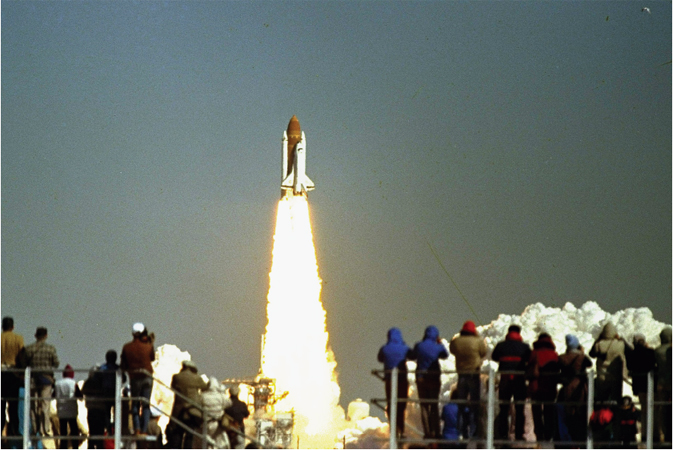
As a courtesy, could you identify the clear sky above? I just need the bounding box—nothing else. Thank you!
[2,0,671,417]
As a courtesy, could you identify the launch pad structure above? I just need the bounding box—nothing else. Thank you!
[222,376,295,449]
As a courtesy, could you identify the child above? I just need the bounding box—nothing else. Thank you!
[615,396,640,449]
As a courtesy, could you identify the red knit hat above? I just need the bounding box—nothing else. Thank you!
[462,320,477,334]
[63,364,75,378]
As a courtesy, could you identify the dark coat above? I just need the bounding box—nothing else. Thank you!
[170,367,208,419]
[527,335,559,399]
[120,336,154,379]
[626,343,657,395]
[492,331,531,374]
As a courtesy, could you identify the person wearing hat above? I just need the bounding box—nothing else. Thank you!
[225,384,250,449]
[166,359,207,449]
[120,322,155,435]
[449,320,487,440]
[491,324,531,443]
[18,326,60,443]
[54,364,82,449]
[557,334,592,443]
[527,332,559,443]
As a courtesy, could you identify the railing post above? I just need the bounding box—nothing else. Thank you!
[586,368,594,450]
[647,370,654,449]
[23,366,31,449]
[486,366,495,449]
[115,369,122,449]
[389,367,398,450]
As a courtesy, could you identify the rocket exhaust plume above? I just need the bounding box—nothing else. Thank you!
[261,118,345,448]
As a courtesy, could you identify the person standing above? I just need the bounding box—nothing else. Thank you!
[198,376,232,449]
[589,322,629,404]
[54,364,82,449]
[19,326,59,443]
[225,385,250,449]
[100,349,125,433]
[654,327,671,444]
[491,324,531,443]
[557,334,592,443]
[120,322,155,435]
[449,320,487,440]
[82,365,107,449]
[166,360,208,449]
[625,333,656,443]
[1,316,24,440]
[377,327,412,440]
[527,332,559,443]
[410,325,449,440]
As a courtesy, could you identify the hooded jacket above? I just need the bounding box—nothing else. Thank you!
[201,376,232,422]
[655,327,671,389]
[378,327,411,372]
[410,326,449,383]
[492,331,531,374]
[589,322,628,382]
[626,340,657,394]
[527,334,559,398]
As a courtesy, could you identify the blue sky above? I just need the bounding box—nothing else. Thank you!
[2,0,670,416]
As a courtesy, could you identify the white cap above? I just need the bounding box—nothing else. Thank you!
[132,322,145,334]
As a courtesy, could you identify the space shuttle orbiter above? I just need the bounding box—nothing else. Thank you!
[281,115,314,198]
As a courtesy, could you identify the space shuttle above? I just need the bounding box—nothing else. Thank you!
[281,115,314,198]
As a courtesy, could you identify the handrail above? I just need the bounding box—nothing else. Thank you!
[370,366,669,449]
[1,366,268,449]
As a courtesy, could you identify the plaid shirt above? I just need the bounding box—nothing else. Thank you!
[23,340,59,377]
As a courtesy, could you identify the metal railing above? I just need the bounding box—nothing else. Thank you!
[1,366,265,449]
[372,366,670,449]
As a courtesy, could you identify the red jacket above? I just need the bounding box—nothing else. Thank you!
[527,334,559,399]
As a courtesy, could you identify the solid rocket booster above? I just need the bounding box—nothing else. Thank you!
[281,115,314,198]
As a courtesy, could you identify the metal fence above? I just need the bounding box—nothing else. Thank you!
[1,367,263,449]
[372,366,670,449]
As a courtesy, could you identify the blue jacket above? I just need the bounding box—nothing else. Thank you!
[378,327,411,371]
[441,402,460,440]
[411,326,449,382]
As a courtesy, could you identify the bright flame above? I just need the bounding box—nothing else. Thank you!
[261,195,346,448]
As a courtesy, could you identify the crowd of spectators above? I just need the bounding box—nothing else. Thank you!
[378,320,672,448]
[1,317,250,449]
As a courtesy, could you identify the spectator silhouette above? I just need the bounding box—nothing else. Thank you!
[121,322,155,435]
[17,326,59,445]
[225,385,250,449]
[410,325,449,440]
[557,334,592,443]
[54,364,82,449]
[377,327,412,439]
[1,316,24,440]
[527,332,559,442]
[449,320,487,440]
[491,324,530,443]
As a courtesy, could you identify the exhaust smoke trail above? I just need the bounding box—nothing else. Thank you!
[261,195,346,448]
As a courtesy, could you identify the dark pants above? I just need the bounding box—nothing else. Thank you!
[130,376,153,434]
[59,417,79,449]
[417,377,441,439]
[532,392,557,441]
[456,373,480,439]
[87,409,108,449]
[385,375,409,437]
[1,371,21,438]
[496,374,526,440]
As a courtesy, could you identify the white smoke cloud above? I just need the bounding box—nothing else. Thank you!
[139,301,668,449]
